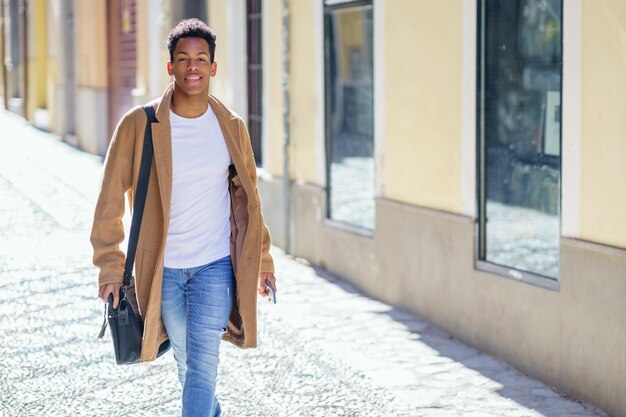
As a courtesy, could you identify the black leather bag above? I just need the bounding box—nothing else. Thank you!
[97,105,171,365]
[104,287,144,364]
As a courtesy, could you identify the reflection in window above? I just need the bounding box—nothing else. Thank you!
[478,0,562,278]
[324,1,374,230]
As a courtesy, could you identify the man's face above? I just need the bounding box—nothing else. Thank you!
[167,37,217,97]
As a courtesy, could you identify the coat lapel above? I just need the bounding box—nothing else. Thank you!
[208,94,246,179]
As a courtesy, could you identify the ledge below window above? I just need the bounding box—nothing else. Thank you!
[475,260,561,292]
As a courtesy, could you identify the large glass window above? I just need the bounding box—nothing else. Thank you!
[247,0,263,165]
[478,0,562,279]
[324,0,374,230]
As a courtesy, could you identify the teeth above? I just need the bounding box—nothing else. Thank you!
[186,76,200,80]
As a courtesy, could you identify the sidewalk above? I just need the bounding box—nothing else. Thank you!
[0,110,608,417]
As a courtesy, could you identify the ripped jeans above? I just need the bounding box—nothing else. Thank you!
[161,255,235,417]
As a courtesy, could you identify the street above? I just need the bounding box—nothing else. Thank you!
[0,109,607,417]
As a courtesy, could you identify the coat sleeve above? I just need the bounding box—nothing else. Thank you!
[238,118,275,274]
[90,112,137,287]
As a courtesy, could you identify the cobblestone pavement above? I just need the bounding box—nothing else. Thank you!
[0,110,609,417]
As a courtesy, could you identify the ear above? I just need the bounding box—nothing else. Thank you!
[210,62,217,77]
[167,62,173,76]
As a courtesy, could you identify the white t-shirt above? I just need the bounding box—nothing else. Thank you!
[164,106,232,268]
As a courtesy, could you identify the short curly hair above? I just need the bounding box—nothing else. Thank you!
[167,18,217,63]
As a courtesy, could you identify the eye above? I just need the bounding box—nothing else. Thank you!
[178,57,187,62]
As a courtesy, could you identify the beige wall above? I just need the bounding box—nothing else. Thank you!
[132,0,174,103]
[159,0,175,94]
[208,0,230,101]
[382,0,463,213]
[255,181,626,417]
[287,0,321,184]
[579,0,626,248]
[134,0,149,102]
[45,0,61,135]
[75,0,108,154]
[208,0,247,119]
[75,0,107,89]
[25,0,48,120]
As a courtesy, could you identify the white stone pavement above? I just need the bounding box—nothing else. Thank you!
[0,110,609,417]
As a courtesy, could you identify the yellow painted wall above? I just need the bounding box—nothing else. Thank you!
[265,0,284,177]
[26,0,48,120]
[46,55,58,129]
[208,0,232,103]
[382,0,463,213]
[287,0,319,183]
[135,0,148,96]
[128,0,172,104]
[158,0,174,93]
[45,0,60,134]
[579,0,626,248]
[160,44,173,92]
[75,0,107,88]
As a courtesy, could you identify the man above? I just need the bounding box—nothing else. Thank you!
[91,18,276,416]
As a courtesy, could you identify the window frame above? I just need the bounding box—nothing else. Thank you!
[323,0,375,232]
[475,0,564,290]
[324,0,372,11]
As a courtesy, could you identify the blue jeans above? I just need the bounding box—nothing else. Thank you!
[161,255,235,417]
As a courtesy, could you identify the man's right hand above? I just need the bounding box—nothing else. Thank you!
[98,282,122,308]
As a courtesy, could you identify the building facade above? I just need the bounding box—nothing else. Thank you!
[1,1,625,415]
[216,1,625,415]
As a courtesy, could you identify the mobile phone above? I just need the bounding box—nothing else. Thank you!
[264,278,277,304]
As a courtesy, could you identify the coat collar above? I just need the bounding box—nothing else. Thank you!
[150,83,246,218]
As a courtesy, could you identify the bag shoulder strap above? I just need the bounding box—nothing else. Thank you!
[99,105,157,338]
[123,105,157,287]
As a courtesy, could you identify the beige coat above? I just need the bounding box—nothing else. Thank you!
[90,83,274,362]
